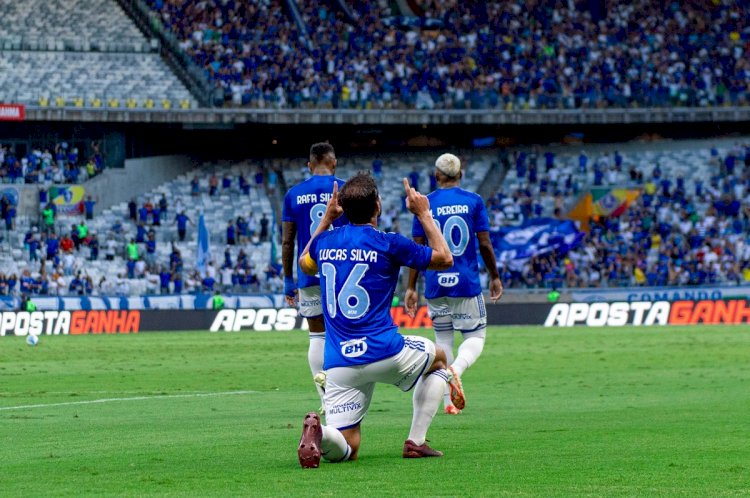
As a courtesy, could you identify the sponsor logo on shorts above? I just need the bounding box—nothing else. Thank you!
[340,337,368,357]
[452,313,473,320]
[437,272,460,287]
[328,401,362,414]
[395,361,420,388]
[301,298,321,308]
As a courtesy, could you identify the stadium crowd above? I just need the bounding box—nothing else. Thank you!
[4,141,750,298]
[0,141,104,184]
[148,0,750,109]
[489,142,750,289]
[4,167,282,299]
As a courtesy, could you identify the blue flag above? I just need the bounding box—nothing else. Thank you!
[491,218,583,271]
[196,212,211,276]
[269,207,278,263]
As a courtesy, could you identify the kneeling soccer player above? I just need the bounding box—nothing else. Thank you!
[296,174,465,467]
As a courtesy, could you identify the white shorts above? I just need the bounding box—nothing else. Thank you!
[427,294,487,334]
[298,286,322,318]
[324,335,436,430]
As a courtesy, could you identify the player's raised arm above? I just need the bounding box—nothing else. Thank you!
[298,182,343,275]
[403,178,452,270]
[405,235,426,318]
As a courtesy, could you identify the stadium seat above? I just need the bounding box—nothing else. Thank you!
[0,0,194,108]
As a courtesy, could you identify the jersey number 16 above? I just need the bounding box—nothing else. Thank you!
[321,262,370,320]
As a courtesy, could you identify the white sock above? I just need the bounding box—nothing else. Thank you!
[407,369,448,445]
[433,321,455,407]
[452,334,485,376]
[321,425,351,462]
[308,333,326,405]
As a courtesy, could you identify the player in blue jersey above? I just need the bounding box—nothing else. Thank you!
[296,173,464,468]
[405,153,503,415]
[282,143,347,411]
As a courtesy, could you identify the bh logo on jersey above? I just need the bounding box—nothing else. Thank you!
[437,272,460,287]
[340,337,368,358]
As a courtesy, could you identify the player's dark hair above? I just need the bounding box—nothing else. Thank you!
[339,172,379,224]
[309,142,336,166]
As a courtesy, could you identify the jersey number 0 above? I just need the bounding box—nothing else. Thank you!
[436,215,470,256]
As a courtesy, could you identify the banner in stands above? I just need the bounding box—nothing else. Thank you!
[50,185,86,215]
[1,187,19,206]
[571,285,750,303]
[2,300,749,337]
[567,187,641,231]
[491,218,584,271]
[0,104,25,121]
[0,293,285,311]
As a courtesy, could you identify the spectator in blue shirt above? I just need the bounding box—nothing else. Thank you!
[138,205,149,224]
[226,220,236,245]
[172,273,183,294]
[46,232,60,260]
[175,212,192,241]
[152,206,161,226]
[159,267,172,294]
[84,196,96,220]
[89,234,99,261]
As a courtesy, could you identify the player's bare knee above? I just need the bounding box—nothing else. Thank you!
[307,316,325,333]
[429,347,448,371]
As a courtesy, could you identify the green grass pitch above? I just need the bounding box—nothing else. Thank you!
[2,325,749,497]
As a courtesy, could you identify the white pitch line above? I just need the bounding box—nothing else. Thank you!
[0,390,259,411]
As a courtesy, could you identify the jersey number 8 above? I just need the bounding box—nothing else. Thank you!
[309,203,327,235]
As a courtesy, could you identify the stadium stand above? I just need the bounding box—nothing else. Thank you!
[492,140,750,289]
[0,0,148,52]
[1,140,748,297]
[148,0,750,109]
[145,0,308,107]
[0,0,195,107]
[0,141,104,184]
[0,52,193,107]
[0,162,279,297]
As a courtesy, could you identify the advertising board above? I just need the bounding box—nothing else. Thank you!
[2,301,748,337]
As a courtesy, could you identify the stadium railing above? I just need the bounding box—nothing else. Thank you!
[20,106,750,125]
